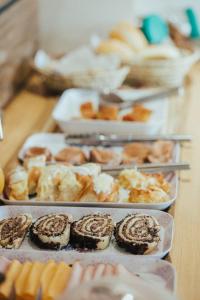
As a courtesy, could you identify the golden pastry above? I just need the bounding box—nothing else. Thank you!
[24,146,52,161]
[55,147,88,165]
[122,143,150,164]
[5,166,29,200]
[80,101,96,119]
[97,104,119,121]
[147,141,174,163]
[123,104,152,122]
[90,148,121,165]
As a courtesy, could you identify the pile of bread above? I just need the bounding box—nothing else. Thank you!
[95,22,182,64]
[4,156,170,204]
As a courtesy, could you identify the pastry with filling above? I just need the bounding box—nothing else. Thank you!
[24,155,46,195]
[90,148,121,165]
[54,147,88,165]
[79,173,119,203]
[114,214,160,254]
[5,166,29,200]
[122,143,150,164]
[122,104,152,122]
[97,104,119,121]
[30,213,73,250]
[0,214,32,249]
[24,147,52,162]
[80,102,96,119]
[147,141,173,163]
[70,214,114,250]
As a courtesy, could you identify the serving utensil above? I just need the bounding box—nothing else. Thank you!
[65,133,192,146]
[103,162,190,174]
[100,85,183,110]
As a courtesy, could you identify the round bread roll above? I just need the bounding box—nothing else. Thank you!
[96,39,134,63]
[0,168,5,194]
[139,44,181,60]
[110,22,148,52]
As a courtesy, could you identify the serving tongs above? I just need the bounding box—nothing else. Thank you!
[65,133,192,146]
[100,85,183,110]
[103,162,190,175]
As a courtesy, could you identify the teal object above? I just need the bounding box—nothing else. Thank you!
[142,15,168,44]
[185,8,200,39]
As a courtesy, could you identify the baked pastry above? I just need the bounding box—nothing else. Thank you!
[0,214,32,249]
[118,169,170,203]
[80,102,96,119]
[70,214,114,250]
[24,147,52,161]
[95,39,134,63]
[97,104,119,121]
[36,164,66,201]
[79,173,119,203]
[54,147,88,165]
[90,148,121,165]
[123,104,152,122]
[110,22,148,52]
[30,213,73,250]
[5,166,29,200]
[114,214,160,254]
[122,143,150,164]
[147,141,173,163]
[24,155,46,195]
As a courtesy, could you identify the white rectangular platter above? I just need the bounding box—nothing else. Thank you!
[0,250,176,293]
[1,171,178,210]
[17,132,180,163]
[0,206,174,259]
[52,89,169,135]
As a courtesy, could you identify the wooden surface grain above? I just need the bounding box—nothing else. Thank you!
[0,67,200,299]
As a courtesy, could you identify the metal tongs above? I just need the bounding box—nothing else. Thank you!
[103,162,190,175]
[65,133,192,147]
[101,85,183,110]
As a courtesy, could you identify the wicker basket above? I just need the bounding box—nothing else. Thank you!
[127,50,200,86]
[35,66,129,92]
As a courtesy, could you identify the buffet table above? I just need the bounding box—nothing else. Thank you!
[0,65,199,300]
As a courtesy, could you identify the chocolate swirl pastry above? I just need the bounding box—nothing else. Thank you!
[30,213,73,250]
[114,214,160,254]
[71,214,114,250]
[0,214,32,249]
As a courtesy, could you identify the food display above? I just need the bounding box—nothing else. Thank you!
[0,214,32,249]
[114,214,160,254]
[3,162,171,205]
[0,207,171,256]
[0,256,174,300]
[30,213,73,250]
[70,214,114,250]
[21,140,174,165]
[80,102,152,122]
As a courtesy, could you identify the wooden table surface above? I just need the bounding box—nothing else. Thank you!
[1,66,200,300]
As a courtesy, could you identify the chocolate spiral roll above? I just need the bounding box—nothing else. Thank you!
[114,214,160,254]
[30,213,73,250]
[71,214,114,250]
[0,214,32,249]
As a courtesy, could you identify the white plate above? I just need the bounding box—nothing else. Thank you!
[18,132,180,163]
[1,171,178,210]
[0,251,176,294]
[0,206,174,259]
[52,89,169,135]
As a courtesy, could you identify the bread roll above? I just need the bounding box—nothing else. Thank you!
[96,39,134,63]
[110,22,148,52]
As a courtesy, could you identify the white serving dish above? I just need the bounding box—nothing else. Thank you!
[0,251,176,294]
[0,206,174,259]
[1,171,178,210]
[52,89,169,135]
[18,132,180,163]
